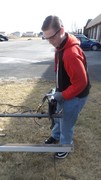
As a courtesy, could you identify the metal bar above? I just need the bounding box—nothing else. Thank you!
[0,134,6,137]
[0,144,74,152]
[0,113,67,153]
[0,113,63,118]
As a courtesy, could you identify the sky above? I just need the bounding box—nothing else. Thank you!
[0,0,101,33]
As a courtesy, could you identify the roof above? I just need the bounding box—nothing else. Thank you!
[86,14,101,29]
[85,19,92,26]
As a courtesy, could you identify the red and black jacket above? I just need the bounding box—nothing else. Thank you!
[55,33,91,100]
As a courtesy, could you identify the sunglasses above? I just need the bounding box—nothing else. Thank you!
[44,29,61,40]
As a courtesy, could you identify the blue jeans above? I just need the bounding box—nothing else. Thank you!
[52,96,88,144]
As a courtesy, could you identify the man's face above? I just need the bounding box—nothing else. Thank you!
[43,28,64,48]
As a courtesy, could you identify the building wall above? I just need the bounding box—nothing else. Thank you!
[87,23,101,42]
[84,14,101,42]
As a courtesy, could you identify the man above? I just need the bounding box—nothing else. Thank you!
[41,15,90,159]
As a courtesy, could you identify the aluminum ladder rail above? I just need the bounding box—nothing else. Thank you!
[0,113,74,153]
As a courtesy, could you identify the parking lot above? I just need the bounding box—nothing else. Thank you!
[0,38,101,82]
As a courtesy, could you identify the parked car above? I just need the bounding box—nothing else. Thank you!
[73,33,87,38]
[0,34,8,41]
[74,34,101,51]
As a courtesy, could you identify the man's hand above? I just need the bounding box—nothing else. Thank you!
[54,92,64,102]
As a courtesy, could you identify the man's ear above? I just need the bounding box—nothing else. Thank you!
[60,27,65,36]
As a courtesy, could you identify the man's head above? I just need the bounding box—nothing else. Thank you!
[41,15,66,47]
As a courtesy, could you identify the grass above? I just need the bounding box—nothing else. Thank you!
[0,79,101,180]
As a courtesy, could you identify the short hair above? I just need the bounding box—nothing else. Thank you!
[41,15,64,31]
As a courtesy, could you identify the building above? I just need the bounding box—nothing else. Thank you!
[0,32,6,35]
[22,32,34,37]
[84,14,101,42]
[11,31,22,37]
[83,19,92,37]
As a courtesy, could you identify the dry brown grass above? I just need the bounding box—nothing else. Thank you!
[0,79,101,180]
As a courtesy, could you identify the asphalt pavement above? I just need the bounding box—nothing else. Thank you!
[0,38,101,82]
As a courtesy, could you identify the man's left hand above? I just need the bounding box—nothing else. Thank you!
[54,92,64,102]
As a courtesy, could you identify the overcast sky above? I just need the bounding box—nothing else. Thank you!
[0,0,101,33]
